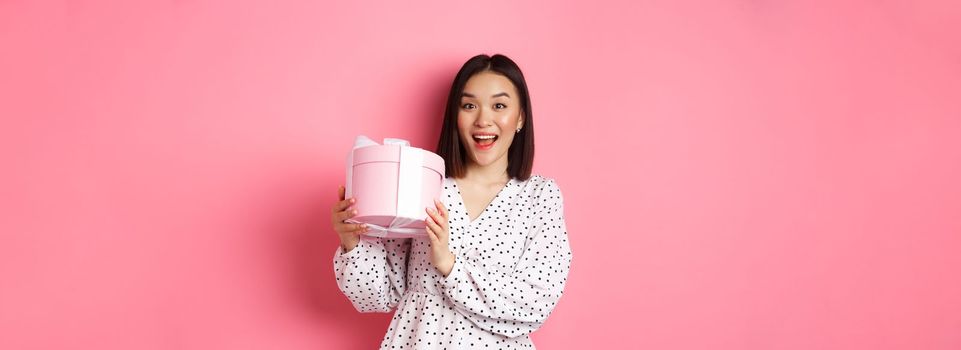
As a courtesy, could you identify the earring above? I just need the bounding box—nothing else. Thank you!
[515,128,521,133]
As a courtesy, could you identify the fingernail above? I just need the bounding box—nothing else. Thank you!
[352,210,358,215]
[349,198,355,203]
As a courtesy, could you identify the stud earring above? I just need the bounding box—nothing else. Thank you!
[515,128,521,133]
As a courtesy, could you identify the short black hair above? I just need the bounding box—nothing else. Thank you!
[436,54,534,180]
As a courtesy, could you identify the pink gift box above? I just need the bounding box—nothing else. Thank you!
[345,136,445,238]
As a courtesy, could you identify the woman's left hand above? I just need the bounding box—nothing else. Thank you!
[425,199,455,276]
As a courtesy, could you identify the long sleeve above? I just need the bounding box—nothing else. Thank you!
[440,179,573,338]
[333,236,411,313]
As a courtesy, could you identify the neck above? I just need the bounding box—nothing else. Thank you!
[463,157,510,186]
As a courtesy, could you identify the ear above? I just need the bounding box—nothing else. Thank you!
[516,111,525,131]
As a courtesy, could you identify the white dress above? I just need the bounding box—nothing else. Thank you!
[333,175,573,349]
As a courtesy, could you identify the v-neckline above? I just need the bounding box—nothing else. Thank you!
[451,178,515,225]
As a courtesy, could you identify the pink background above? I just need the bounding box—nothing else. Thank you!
[2,1,960,349]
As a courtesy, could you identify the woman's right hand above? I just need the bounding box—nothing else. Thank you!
[331,185,369,252]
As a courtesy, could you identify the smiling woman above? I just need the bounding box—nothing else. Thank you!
[331,54,572,349]
[438,54,535,181]
[455,74,524,168]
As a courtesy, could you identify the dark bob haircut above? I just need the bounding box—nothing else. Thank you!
[436,54,534,181]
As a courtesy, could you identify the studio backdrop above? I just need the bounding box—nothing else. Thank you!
[2,0,960,349]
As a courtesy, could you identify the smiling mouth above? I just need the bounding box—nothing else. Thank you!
[472,134,498,150]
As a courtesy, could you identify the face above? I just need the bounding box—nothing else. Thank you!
[457,71,524,170]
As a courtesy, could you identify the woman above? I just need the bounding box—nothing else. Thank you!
[331,54,572,349]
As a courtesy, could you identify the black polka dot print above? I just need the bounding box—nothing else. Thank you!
[333,175,573,349]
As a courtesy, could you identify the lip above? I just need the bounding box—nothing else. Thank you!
[474,139,495,151]
[471,132,498,151]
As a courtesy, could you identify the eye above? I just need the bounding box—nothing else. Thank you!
[461,103,476,110]
[494,103,507,109]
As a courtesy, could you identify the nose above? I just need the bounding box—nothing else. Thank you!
[474,106,493,127]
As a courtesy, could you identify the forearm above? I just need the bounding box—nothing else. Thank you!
[333,238,404,312]
[440,254,561,337]
[434,251,456,277]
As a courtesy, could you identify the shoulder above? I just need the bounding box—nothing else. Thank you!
[516,174,564,204]
[519,174,561,190]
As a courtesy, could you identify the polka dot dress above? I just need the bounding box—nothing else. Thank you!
[333,175,573,349]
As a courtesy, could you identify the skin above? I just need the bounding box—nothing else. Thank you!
[332,71,524,277]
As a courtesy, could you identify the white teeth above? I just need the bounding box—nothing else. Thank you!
[474,135,497,139]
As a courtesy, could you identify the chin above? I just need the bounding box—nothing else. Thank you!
[472,158,495,167]
[468,152,503,167]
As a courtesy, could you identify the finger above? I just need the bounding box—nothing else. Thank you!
[336,222,367,234]
[425,216,445,239]
[337,229,363,239]
[424,215,437,230]
[425,224,439,244]
[425,207,441,223]
[425,208,447,232]
[338,186,346,201]
[434,199,448,218]
[335,207,359,222]
[332,197,355,214]
[428,203,449,231]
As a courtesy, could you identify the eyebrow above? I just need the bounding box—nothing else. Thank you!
[461,92,511,99]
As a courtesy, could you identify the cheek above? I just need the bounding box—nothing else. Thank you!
[495,112,520,128]
[456,116,471,134]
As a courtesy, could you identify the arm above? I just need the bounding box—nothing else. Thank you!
[333,236,411,313]
[440,180,573,337]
